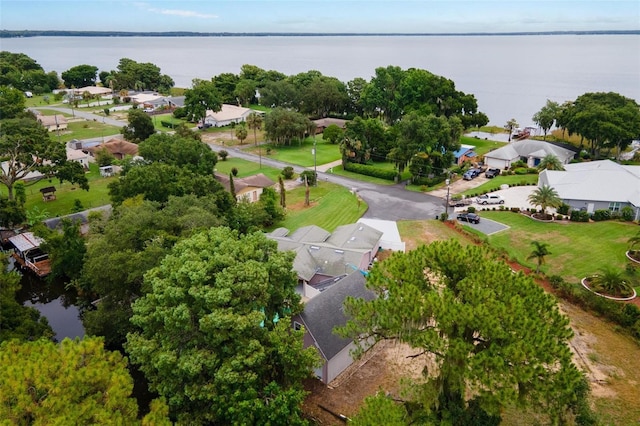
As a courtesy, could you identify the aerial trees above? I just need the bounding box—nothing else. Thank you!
[557,92,640,157]
[246,111,263,145]
[108,58,174,92]
[537,153,565,171]
[339,240,584,424]
[61,64,98,88]
[0,337,170,425]
[528,240,551,273]
[125,227,318,424]
[0,85,26,119]
[183,80,222,125]
[532,99,560,140]
[264,107,312,146]
[121,108,155,143]
[528,184,563,218]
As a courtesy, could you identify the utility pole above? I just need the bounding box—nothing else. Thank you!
[313,138,317,186]
[445,178,451,218]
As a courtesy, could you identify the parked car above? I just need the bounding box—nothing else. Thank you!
[476,194,505,205]
[457,212,480,224]
[448,197,472,207]
[462,168,482,180]
[485,168,501,178]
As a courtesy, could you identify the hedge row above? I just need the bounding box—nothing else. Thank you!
[344,162,397,181]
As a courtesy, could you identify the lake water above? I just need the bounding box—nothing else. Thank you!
[3,35,639,127]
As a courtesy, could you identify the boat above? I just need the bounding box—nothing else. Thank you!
[8,232,52,277]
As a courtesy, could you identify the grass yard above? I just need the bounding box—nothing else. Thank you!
[460,135,506,156]
[457,175,539,196]
[256,138,341,167]
[329,164,404,186]
[272,182,365,232]
[481,211,635,284]
[214,157,283,182]
[8,163,116,218]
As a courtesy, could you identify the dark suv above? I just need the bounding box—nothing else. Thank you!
[485,168,501,178]
[456,212,480,224]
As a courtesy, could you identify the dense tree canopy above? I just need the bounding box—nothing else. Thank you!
[61,64,98,88]
[138,133,218,175]
[339,240,583,424]
[557,92,640,156]
[0,85,26,119]
[121,108,155,143]
[108,58,174,92]
[0,337,170,425]
[264,107,313,146]
[532,99,560,140]
[184,80,222,124]
[125,227,318,424]
[0,51,59,93]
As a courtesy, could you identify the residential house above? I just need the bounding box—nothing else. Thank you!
[66,147,90,170]
[539,159,640,220]
[267,223,383,299]
[453,144,477,166]
[145,96,185,112]
[214,172,275,203]
[86,138,139,160]
[203,104,255,127]
[37,115,68,132]
[484,140,576,170]
[75,86,113,97]
[293,271,375,384]
[312,118,348,135]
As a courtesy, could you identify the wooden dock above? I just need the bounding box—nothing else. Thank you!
[11,252,52,278]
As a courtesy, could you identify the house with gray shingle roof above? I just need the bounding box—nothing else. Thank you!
[484,140,576,170]
[539,159,640,220]
[267,223,382,299]
[214,172,275,203]
[293,272,375,384]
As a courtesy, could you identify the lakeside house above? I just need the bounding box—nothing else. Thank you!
[484,140,576,170]
[312,118,348,135]
[539,159,640,220]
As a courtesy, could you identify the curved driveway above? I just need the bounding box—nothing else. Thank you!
[208,145,445,221]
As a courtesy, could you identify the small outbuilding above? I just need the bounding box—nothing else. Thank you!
[40,186,56,202]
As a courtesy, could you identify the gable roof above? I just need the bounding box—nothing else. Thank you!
[267,223,382,281]
[312,118,348,129]
[453,144,475,159]
[298,272,374,361]
[214,172,275,193]
[87,138,139,157]
[485,140,576,162]
[540,160,640,206]
[206,104,253,122]
[75,86,113,96]
[9,232,44,253]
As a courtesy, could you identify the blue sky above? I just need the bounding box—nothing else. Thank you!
[1,1,638,33]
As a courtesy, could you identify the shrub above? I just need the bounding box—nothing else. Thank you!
[231,167,238,177]
[281,166,295,179]
[510,160,526,169]
[218,150,229,161]
[510,207,520,213]
[526,168,538,174]
[173,107,188,119]
[557,203,570,215]
[467,206,476,213]
[570,210,590,222]
[72,199,84,213]
[620,206,634,221]
[299,170,317,186]
[592,209,611,221]
[344,162,397,181]
[514,168,529,175]
[103,108,110,116]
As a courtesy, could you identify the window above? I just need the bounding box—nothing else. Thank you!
[609,202,621,212]
[293,321,302,331]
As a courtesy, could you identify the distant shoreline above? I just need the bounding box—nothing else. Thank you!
[1,29,639,38]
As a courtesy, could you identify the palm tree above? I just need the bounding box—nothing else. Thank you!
[505,118,518,142]
[537,154,565,171]
[235,123,248,145]
[527,241,551,273]
[589,266,633,297]
[246,112,262,146]
[628,230,640,252]
[528,185,563,218]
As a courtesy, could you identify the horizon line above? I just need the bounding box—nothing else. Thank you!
[2,29,639,38]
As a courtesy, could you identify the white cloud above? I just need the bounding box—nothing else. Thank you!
[135,2,217,19]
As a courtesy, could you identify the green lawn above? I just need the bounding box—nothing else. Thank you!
[7,163,116,218]
[214,157,283,182]
[250,138,342,167]
[481,211,635,284]
[457,175,539,197]
[273,182,365,232]
[460,135,507,157]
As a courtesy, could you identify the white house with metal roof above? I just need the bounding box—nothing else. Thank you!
[539,160,640,220]
[484,140,576,170]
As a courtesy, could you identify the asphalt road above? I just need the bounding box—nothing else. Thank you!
[208,144,445,221]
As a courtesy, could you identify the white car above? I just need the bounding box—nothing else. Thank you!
[476,194,505,205]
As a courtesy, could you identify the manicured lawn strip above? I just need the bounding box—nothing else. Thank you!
[329,165,398,186]
[51,120,120,143]
[481,211,633,283]
[259,139,341,167]
[274,182,365,232]
[214,158,283,182]
[457,175,539,196]
[460,135,507,156]
[150,113,195,131]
